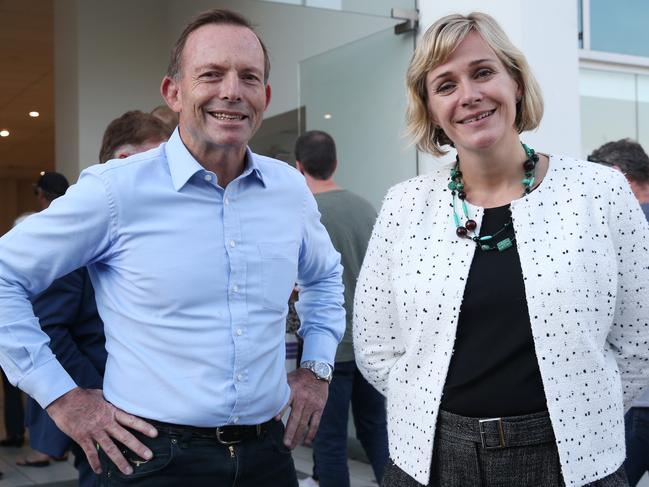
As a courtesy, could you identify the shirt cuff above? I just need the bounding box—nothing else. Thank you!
[18,358,78,409]
[300,331,340,366]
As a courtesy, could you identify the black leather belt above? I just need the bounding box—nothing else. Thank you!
[147,419,274,445]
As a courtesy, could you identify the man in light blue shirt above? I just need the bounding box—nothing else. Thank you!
[0,9,344,486]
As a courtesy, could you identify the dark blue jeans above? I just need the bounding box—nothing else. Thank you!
[624,407,649,486]
[97,420,298,487]
[313,360,389,487]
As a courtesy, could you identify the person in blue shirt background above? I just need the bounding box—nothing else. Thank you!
[0,8,344,487]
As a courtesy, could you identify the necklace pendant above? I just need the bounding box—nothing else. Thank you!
[496,238,513,252]
[450,143,534,246]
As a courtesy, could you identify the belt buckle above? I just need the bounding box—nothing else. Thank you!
[478,417,506,449]
[215,427,241,445]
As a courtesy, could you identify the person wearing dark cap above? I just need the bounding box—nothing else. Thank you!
[16,170,94,475]
[33,171,70,210]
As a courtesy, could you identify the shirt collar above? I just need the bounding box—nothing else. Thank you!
[241,149,267,188]
[165,129,266,191]
[165,129,204,191]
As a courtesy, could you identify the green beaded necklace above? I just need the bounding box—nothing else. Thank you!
[448,143,538,252]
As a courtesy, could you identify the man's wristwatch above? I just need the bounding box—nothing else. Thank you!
[300,361,334,383]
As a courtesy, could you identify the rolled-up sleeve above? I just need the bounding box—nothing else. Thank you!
[0,169,113,407]
[295,186,345,366]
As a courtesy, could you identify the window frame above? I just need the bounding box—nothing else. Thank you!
[579,0,649,74]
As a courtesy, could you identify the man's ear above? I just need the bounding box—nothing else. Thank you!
[295,160,304,174]
[160,76,182,113]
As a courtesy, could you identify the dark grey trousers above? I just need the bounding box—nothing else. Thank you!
[383,410,628,487]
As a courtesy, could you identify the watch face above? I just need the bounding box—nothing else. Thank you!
[314,362,331,378]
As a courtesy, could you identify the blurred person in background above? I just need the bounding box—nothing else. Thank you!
[295,130,388,487]
[589,138,649,487]
[589,138,649,218]
[150,104,179,135]
[98,110,171,163]
[18,172,80,472]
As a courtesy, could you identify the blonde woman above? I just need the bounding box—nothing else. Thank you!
[354,12,649,487]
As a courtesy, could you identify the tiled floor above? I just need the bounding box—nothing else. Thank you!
[0,444,76,487]
[293,444,378,487]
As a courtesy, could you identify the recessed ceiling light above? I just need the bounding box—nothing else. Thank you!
[323,113,332,120]
[0,130,9,137]
[29,111,40,118]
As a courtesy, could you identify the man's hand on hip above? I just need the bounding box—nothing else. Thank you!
[46,387,158,475]
[277,368,328,449]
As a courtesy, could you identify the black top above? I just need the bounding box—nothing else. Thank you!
[440,204,547,417]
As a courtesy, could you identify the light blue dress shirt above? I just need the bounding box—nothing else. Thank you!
[0,130,345,426]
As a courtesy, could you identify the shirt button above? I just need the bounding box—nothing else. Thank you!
[233,285,239,293]
[204,174,213,182]
[236,329,243,336]
[224,197,230,205]
[229,240,236,248]
[233,417,239,424]
[237,373,243,381]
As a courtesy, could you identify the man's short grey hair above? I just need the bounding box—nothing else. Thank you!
[588,138,649,184]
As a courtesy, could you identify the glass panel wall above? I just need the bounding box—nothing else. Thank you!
[300,28,416,209]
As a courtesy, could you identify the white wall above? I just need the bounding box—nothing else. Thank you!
[54,0,80,181]
[55,0,170,178]
[417,0,581,171]
[76,0,169,172]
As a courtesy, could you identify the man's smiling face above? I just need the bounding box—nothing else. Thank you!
[165,23,270,160]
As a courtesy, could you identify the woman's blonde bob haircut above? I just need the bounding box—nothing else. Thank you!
[406,12,544,156]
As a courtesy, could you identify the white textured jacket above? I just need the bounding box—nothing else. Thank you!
[353,155,649,487]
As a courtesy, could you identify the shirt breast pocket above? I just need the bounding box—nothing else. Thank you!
[258,241,299,312]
